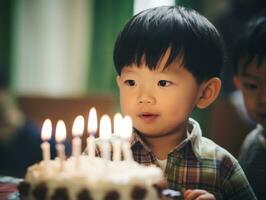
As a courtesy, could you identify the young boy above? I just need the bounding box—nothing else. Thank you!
[114,6,256,200]
[234,11,266,200]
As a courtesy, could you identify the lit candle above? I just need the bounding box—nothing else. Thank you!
[72,115,84,167]
[55,120,66,169]
[87,107,97,157]
[99,115,112,160]
[41,119,52,166]
[114,113,123,137]
[112,113,123,161]
[120,116,133,161]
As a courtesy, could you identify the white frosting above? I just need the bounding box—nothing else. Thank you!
[25,156,163,200]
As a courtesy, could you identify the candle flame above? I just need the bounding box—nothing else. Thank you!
[55,120,67,142]
[114,113,123,136]
[88,107,97,135]
[121,116,133,139]
[99,115,112,139]
[72,115,84,137]
[41,119,52,141]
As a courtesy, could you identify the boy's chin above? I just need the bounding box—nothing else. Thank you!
[135,128,165,138]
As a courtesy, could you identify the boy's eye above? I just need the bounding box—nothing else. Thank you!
[243,82,258,90]
[125,80,136,86]
[158,80,171,87]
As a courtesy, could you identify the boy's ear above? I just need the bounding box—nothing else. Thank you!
[196,77,221,109]
[233,76,241,89]
[116,76,122,88]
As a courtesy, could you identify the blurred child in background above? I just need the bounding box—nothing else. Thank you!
[234,10,266,200]
[0,66,59,178]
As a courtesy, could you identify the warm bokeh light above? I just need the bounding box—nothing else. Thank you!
[121,116,133,140]
[88,107,97,135]
[114,113,123,136]
[41,119,52,141]
[99,115,112,140]
[72,115,85,137]
[55,120,67,142]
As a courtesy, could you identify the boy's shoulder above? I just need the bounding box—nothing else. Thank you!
[245,124,264,142]
[198,136,237,163]
[241,124,265,150]
[188,118,237,164]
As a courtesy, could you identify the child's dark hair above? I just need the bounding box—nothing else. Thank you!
[113,6,225,83]
[232,9,266,75]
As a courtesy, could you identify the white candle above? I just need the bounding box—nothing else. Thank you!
[99,115,112,160]
[122,141,133,161]
[101,140,111,160]
[56,144,65,170]
[120,116,133,161]
[72,115,84,167]
[87,107,97,157]
[114,113,123,137]
[41,119,52,166]
[87,135,95,157]
[112,113,123,161]
[112,139,122,161]
[55,120,66,170]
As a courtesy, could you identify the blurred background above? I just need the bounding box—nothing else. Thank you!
[1,0,227,98]
[0,0,265,157]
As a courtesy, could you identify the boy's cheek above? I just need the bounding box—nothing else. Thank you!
[120,99,133,115]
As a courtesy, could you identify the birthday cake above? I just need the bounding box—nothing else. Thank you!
[17,155,164,200]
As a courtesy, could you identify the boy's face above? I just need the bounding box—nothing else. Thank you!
[116,58,204,137]
[235,58,266,128]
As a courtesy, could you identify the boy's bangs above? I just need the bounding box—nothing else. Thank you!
[114,6,185,73]
[130,40,184,71]
[114,26,184,73]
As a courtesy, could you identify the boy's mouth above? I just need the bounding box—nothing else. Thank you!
[138,112,159,122]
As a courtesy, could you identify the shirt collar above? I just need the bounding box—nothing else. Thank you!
[186,118,202,158]
[256,124,266,143]
[130,130,152,153]
[256,124,264,131]
[130,117,202,158]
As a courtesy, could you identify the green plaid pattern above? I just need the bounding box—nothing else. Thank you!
[130,118,257,200]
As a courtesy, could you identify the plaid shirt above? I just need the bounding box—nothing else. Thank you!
[130,118,257,200]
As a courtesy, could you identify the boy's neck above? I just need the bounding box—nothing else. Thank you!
[137,122,188,160]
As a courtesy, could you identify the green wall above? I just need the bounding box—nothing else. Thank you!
[0,1,13,89]
[87,0,133,95]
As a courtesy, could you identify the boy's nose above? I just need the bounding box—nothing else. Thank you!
[138,94,156,105]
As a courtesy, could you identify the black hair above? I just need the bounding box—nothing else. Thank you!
[113,6,225,83]
[232,9,266,75]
